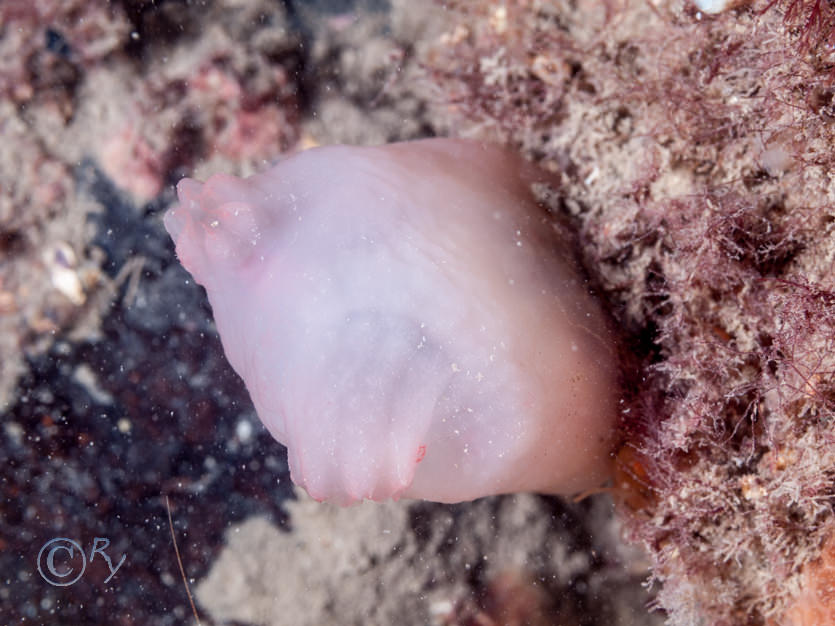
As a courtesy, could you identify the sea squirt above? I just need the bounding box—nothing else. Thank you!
[164,138,619,505]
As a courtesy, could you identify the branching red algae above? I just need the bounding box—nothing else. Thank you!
[425,1,835,623]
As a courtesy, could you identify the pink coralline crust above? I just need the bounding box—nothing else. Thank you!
[92,33,298,203]
[183,62,293,163]
[165,138,620,506]
[99,123,166,201]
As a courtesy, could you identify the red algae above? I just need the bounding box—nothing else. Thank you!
[425,0,835,623]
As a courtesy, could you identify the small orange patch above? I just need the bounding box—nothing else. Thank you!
[612,444,657,514]
[779,531,835,626]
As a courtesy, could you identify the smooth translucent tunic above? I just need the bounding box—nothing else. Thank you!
[164,139,619,505]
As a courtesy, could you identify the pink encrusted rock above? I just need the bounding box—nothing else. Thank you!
[164,138,619,505]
